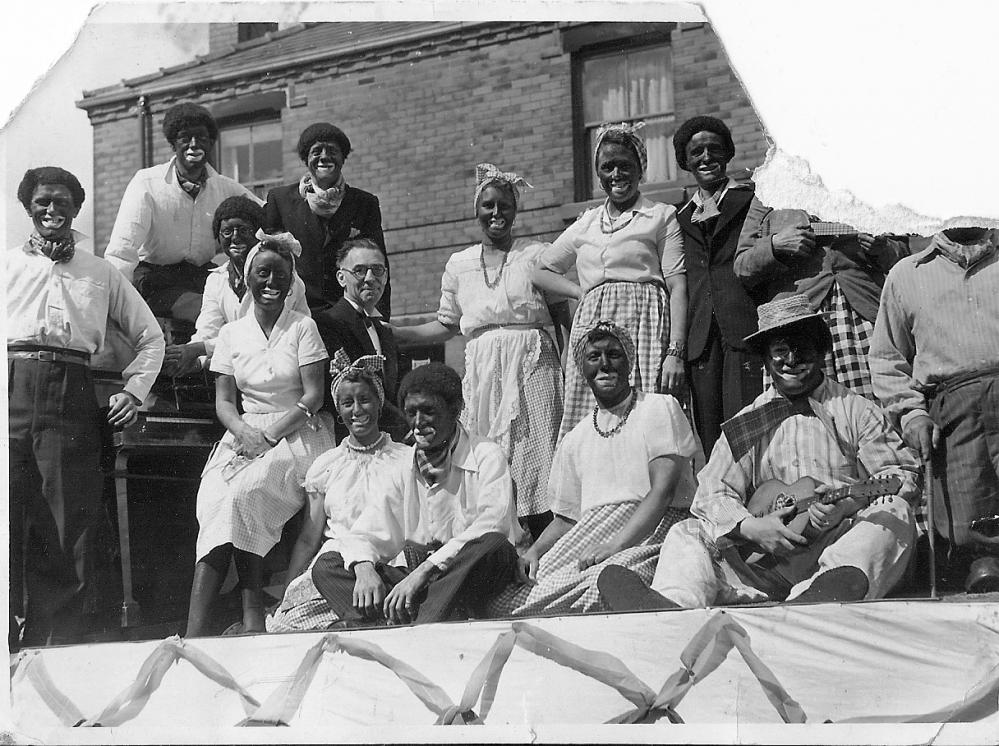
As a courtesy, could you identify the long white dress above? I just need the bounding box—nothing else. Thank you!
[195,306,335,562]
[437,237,563,518]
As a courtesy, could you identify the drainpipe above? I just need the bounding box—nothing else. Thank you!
[137,95,152,168]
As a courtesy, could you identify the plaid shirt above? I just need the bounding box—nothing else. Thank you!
[693,378,920,547]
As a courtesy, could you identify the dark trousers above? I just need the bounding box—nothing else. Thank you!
[311,532,518,624]
[929,374,999,548]
[688,317,764,456]
[133,260,212,317]
[9,358,103,646]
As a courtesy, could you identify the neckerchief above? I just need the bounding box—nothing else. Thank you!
[722,395,817,462]
[176,167,207,200]
[415,427,460,487]
[27,232,76,264]
[299,172,346,218]
[930,230,998,270]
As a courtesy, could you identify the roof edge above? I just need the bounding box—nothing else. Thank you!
[75,21,504,112]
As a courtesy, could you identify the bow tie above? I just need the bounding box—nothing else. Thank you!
[358,309,379,328]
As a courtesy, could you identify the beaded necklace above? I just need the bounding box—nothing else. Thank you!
[479,244,509,289]
[344,432,386,454]
[591,388,637,438]
[599,203,637,235]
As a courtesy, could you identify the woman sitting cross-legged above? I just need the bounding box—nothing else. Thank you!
[267,350,410,632]
[185,236,335,637]
[486,320,700,618]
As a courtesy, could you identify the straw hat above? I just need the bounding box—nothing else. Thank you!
[743,293,829,350]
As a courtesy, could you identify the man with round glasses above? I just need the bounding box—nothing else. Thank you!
[314,237,403,439]
[104,102,262,322]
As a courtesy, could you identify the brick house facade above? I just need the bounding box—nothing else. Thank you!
[77,21,765,360]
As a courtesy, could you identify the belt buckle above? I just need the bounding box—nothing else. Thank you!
[37,350,57,362]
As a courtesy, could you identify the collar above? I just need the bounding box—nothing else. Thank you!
[344,296,383,319]
[604,194,657,218]
[165,156,218,185]
[681,177,748,213]
[914,229,999,267]
[412,422,479,473]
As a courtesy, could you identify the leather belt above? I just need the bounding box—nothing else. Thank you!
[8,346,90,366]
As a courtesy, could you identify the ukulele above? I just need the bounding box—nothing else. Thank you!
[739,475,903,564]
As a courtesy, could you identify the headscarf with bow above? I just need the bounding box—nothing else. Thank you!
[571,319,637,378]
[473,163,533,215]
[244,228,302,278]
[329,347,386,406]
[593,121,648,181]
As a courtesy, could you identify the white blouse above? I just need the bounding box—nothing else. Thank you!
[548,391,699,520]
[437,237,553,335]
[303,436,412,545]
[211,307,328,413]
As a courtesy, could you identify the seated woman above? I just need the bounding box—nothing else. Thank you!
[163,196,309,376]
[268,351,410,632]
[186,237,335,636]
[264,122,389,316]
[486,321,699,618]
[393,163,565,540]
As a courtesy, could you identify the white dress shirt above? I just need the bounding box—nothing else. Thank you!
[334,424,522,571]
[7,230,165,402]
[343,296,383,354]
[103,157,261,281]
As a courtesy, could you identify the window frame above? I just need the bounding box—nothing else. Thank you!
[214,113,285,199]
[570,30,676,201]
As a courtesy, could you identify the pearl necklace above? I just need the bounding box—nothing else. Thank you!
[344,432,386,454]
[480,244,509,289]
[592,389,637,438]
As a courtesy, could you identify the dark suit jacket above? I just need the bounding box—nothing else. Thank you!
[678,184,765,360]
[313,298,402,438]
[264,182,391,318]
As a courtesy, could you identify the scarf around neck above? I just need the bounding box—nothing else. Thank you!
[299,172,347,218]
[27,232,76,264]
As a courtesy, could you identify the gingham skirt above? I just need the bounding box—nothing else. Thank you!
[195,411,336,561]
[266,570,340,632]
[559,281,667,442]
[462,328,563,517]
[762,283,875,400]
[486,501,689,617]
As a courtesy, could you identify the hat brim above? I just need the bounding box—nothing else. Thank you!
[743,312,828,347]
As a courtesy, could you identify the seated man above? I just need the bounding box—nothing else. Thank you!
[8,167,164,647]
[599,294,920,610]
[104,102,261,322]
[313,237,404,439]
[310,362,522,627]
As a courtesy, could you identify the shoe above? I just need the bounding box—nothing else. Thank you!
[597,565,679,612]
[965,557,999,594]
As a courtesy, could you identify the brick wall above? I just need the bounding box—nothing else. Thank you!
[84,22,766,320]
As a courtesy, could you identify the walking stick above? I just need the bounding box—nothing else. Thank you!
[923,457,937,599]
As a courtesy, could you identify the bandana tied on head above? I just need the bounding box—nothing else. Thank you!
[593,122,648,181]
[473,163,533,215]
[244,228,303,278]
[27,232,76,264]
[572,319,637,377]
[329,347,386,406]
[299,172,347,218]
